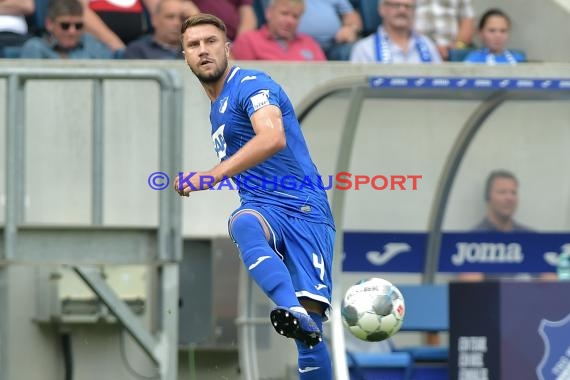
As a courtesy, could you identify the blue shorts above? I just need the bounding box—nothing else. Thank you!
[228,204,335,314]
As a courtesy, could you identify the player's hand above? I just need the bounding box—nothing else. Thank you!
[174,171,217,197]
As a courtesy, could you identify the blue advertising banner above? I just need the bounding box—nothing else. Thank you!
[367,76,570,91]
[343,232,570,273]
[450,282,570,380]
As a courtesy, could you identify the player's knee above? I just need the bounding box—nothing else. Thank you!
[229,212,269,244]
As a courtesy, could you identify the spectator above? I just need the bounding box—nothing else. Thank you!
[414,0,475,60]
[472,170,531,232]
[231,0,325,61]
[124,0,193,59]
[297,0,362,61]
[461,169,551,282]
[463,9,525,65]
[192,0,257,41]
[0,0,35,57]
[80,0,167,53]
[350,0,441,64]
[20,0,113,59]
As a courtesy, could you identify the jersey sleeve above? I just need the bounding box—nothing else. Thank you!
[237,75,283,118]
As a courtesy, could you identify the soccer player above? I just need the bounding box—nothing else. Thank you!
[174,13,335,379]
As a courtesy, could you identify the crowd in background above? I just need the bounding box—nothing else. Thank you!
[0,0,528,64]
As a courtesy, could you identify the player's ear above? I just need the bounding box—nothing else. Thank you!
[225,41,231,57]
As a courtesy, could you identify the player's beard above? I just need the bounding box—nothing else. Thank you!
[191,56,228,84]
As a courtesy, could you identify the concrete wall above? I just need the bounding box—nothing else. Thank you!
[1,59,569,380]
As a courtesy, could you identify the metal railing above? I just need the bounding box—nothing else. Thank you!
[0,67,184,380]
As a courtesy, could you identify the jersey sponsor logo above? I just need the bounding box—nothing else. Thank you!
[250,89,269,111]
[366,243,411,265]
[241,75,257,82]
[212,124,227,159]
[219,96,228,114]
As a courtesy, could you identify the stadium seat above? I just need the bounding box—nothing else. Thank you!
[347,351,413,380]
[344,285,448,380]
[358,0,382,37]
[392,284,449,380]
[397,284,448,332]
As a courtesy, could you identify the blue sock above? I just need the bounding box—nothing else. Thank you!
[230,212,300,309]
[295,312,332,380]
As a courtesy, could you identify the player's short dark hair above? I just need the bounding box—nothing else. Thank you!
[47,0,83,20]
[484,169,518,201]
[478,8,511,31]
[180,13,227,41]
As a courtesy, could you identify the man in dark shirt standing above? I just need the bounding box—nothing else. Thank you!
[472,169,531,232]
[460,169,558,281]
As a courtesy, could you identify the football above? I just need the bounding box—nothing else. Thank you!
[341,277,405,342]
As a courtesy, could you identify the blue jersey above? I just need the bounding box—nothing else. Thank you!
[210,66,334,227]
[464,48,525,65]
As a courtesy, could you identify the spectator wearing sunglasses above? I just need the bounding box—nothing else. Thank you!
[20,0,113,59]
